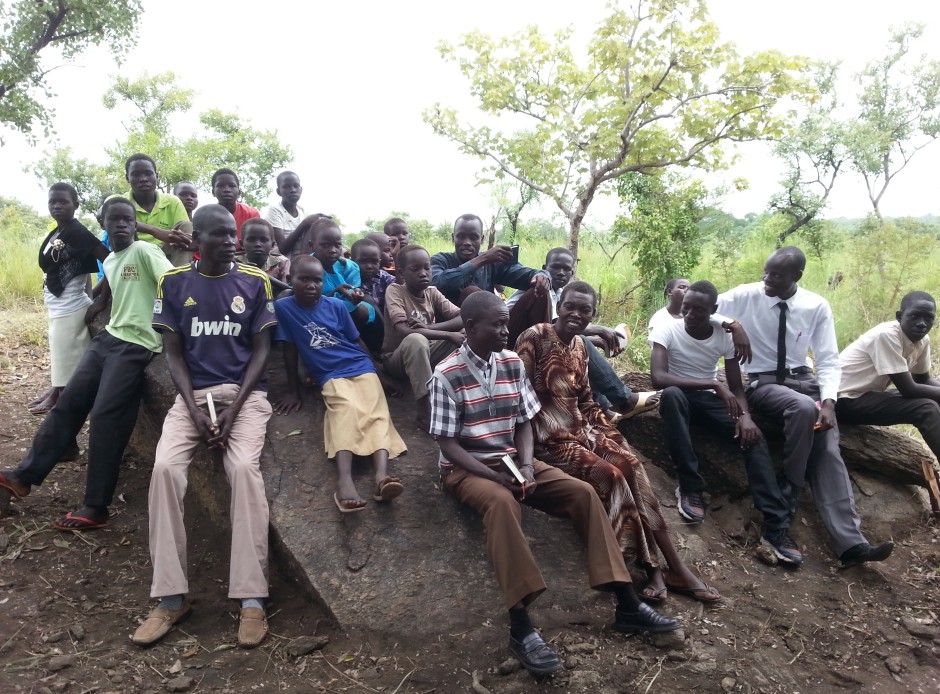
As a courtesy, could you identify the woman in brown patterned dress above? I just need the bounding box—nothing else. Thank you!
[516,281,720,603]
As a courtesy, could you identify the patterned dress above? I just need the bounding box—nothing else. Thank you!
[516,323,667,567]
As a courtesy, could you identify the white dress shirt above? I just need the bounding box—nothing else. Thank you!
[717,282,842,402]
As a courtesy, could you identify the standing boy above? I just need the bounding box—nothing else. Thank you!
[430,291,678,677]
[264,171,307,256]
[650,281,802,564]
[0,198,172,530]
[211,167,260,248]
[836,291,940,513]
[133,204,276,648]
[717,247,893,567]
[382,245,464,429]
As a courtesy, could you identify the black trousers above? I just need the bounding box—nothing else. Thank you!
[836,391,940,461]
[16,331,153,508]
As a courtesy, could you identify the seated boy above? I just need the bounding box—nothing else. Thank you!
[351,238,395,314]
[836,291,940,513]
[430,291,678,677]
[381,245,463,429]
[383,217,410,266]
[272,256,406,512]
[134,204,275,648]
[0,198,173,530]
[507,247,658,418]
[650,281,802,564]
[366,232,394,271]
[240,218,290,292]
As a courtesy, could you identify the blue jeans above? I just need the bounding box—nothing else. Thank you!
[582,336,632,411]
[659,386,791,532]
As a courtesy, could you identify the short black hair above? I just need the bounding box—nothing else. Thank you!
[192,203,234,233]
[292,254,322,273]
[173,180,196,193]
[101,196,136,219]
[49,182,79,205]
[211,168,239,188]
[350,238,379,258]
[125,153,156,176]
[545,247,573,264]
[276,170,299,186]
[900,291,936,313]
[383,217,407,233]
[396,244,429,267]
[453,213,483,233]
[559,280,597,307]
[773,246,807,273]
[664,277,689,296]
[461,289,504,323]
[242,217,272,237]
[686,280,718,304]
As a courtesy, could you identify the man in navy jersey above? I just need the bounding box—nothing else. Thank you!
[133,204,276,649]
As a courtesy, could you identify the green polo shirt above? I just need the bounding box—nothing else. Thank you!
[110,191,189,246]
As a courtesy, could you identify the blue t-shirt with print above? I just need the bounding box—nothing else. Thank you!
[274,295,375,385]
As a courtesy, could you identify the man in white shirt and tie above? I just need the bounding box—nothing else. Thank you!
[716,247,893,568]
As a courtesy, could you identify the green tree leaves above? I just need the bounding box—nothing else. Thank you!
[0,0,142,141]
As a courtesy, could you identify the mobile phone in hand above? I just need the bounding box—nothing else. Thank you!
[510,245,519,264]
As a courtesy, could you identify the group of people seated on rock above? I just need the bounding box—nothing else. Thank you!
[3,152,937,675]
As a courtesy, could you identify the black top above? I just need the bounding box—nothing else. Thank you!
[38,218,105,297]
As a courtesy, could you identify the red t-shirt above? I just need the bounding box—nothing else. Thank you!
[233,202,261,248]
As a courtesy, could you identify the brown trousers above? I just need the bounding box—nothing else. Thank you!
[442,459,631,609]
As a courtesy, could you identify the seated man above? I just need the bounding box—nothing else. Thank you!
[382,245,464,429]
[651,281,802,565]
[430,291,678,677]
[0,198,173,529]
[430,214,552,324]
[648,278,691,333]
[717,246,893,567]
[507,247,657,418]
[264,171,307,257]
[133,204,276,648]
[836,291,940,513]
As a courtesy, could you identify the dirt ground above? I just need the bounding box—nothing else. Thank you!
[1,308,939,694]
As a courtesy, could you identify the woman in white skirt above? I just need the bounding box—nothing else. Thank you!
[29,183,109,416]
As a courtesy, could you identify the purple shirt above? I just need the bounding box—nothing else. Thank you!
[360,268,396,312]
[153,262,277,389]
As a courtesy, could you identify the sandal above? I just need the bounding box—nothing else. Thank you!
[663,578,721,603]
[334,492,367,513]
[622,391,662,419]
[640,584,667,604]
[0,470,30,499]
[373,476,404,502]
[54,511,109,531]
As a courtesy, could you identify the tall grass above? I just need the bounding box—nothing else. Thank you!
[0,237,43,309]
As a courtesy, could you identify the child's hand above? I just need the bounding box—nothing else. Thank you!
[273,392,302,415]
[378,373,402,398]
[336,284,364,303]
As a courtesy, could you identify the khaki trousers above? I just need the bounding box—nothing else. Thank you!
[442,459,631,609]
[384,334,458,398]
[149,385,272,599]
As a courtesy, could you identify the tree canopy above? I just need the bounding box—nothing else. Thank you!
[424,0,811,261]
[31,72,293,211]
[0,0,141,141]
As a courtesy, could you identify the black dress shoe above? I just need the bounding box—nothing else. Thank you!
[839,541,894,567]
[508,631,564,676]
[614,602,681,634]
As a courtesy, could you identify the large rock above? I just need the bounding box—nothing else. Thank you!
[124,360,932,636]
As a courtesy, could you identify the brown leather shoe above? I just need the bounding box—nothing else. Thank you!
[237,607,268,648]
[131,601,192,646]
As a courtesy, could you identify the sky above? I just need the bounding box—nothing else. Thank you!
[3,0,940,233]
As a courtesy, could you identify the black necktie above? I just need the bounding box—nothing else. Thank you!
[776,301,788,383]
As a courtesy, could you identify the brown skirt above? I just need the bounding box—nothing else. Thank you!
[322,373,407,459]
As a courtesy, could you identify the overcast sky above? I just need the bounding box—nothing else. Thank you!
[3,0,940,231]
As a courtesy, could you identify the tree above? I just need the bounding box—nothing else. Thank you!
[846,24,940,217]
[0,0,141,141]
[424,0,810,262]
[31,72,293,209]
[768,63,848,249]
[615,172,707,312]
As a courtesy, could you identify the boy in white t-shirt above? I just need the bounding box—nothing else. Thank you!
[263,171,306,256]
[650,280,802,566]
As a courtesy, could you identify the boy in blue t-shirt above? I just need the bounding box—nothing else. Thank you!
[273,255,406,512]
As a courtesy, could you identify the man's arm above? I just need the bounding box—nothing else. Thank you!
[85,277,111,325]
[210,330,272,448]
[134,221,174,244]
[438,436,518,490]
[890,371,940,399]
[493,261,550,294]
[724,358,759,448]
[272,341,302,415]
[430,251,477,295]
[810,303,842,431]
[163,331,218,445]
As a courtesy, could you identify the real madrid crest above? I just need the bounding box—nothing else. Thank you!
[231,296,246,314]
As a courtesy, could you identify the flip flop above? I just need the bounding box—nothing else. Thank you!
[373,476,404,502]
[334,492,367,513]
[28,403,53,416]
[640,584,667,604]
[663,581,722,603]
[622,391,662,419]
[0,471,30,499]
[53,511,109,531]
